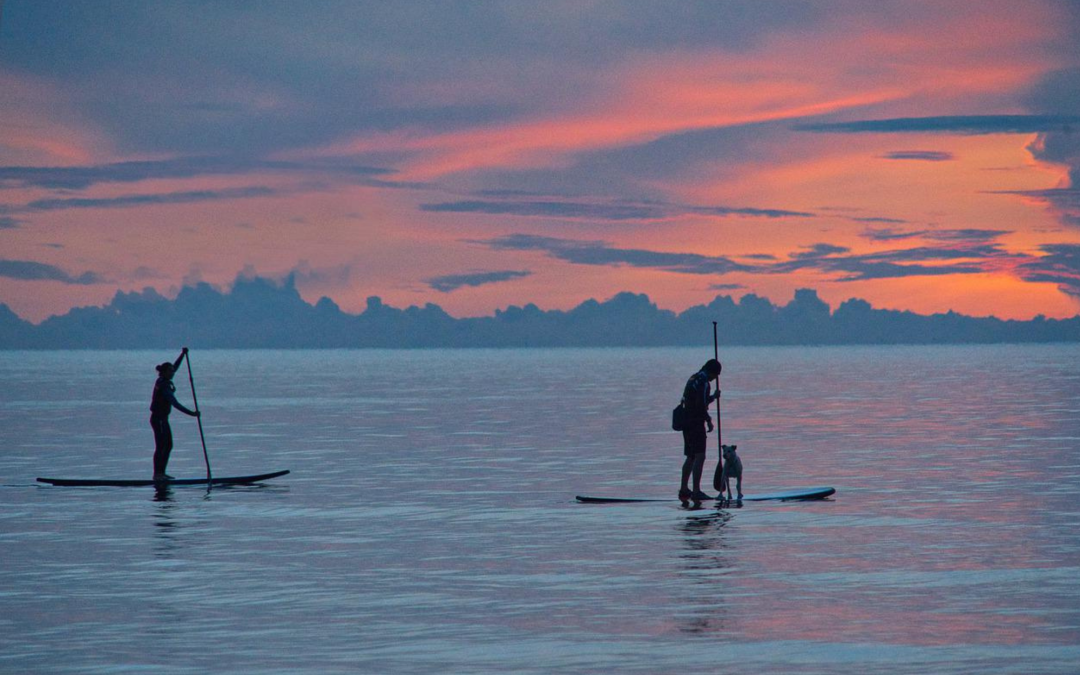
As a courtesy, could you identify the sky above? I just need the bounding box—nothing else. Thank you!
[1,1,1079,324]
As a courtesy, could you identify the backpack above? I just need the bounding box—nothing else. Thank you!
[671,403,687,431]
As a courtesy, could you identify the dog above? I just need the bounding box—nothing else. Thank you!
[720,444,743,501]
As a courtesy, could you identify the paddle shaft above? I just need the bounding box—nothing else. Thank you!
[184,351,212,481]
[713,321,721,450]
[712,322,723,491]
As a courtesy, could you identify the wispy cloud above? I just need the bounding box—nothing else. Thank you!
[23,186,279,212]
[777,241,1014,281]
[423,197,814,221]
[0,156,400,191]
[0,259,101,284]
[423,200,666,221]
[0,216,21,229]
[476,233,1020,283]
[848,216,909,224]
[426,269,532,292]
[861,228,1011,243]
[1018,244,1080,298]
[693,205,816,219]
[790,243,850,259]
[796,115,1080,134]
[879,150,954,161]
[476,234,753,275]
[803,258,985,281]
[994,187,1080,227]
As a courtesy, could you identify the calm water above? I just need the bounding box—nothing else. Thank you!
[2,346,1079,674]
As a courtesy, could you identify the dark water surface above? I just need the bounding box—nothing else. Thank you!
[2,346,1079,674]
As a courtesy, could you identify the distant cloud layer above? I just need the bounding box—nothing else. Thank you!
[2,273,1076,348]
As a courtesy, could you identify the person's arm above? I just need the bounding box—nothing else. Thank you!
[695,376,713,426]
[166,386,199,417]
[702,380,716,430]
[172,347,188,372]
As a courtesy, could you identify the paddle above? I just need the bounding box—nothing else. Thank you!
[184,348,212,482]
[711,322,724,493]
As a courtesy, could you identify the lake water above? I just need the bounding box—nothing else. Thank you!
[2,345,1079,674]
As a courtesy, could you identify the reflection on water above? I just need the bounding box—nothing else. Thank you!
[676,508,734,636]
[678,508,732,558]
[152,487,182,558]
[1,345,1079,674]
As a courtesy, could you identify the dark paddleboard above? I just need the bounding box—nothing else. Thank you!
[36,469,290,487]
[576,486,835,504]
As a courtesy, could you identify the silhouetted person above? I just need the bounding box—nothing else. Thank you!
[679,359,721,502]
[151,348,199,480]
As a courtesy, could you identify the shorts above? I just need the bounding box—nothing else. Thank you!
[682,425,707,457]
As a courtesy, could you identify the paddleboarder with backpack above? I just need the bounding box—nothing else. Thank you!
[676,358,721,503]
[150,348,200,480]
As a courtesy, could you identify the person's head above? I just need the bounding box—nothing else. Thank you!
[702,359,721,378]
[156,362,175,379]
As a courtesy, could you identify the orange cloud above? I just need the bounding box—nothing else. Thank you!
[326,3,1059,183]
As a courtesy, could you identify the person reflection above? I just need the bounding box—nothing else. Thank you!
[151,485,181,557]
[676,509,733,635]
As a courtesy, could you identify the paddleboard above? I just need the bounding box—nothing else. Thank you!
[576,486,834,504]
[36,469,290,487]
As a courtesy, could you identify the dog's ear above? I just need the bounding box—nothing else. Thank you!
[731,445,737,451]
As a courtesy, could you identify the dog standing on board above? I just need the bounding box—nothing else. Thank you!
[720,444,743,501]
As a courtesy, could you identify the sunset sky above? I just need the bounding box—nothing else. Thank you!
[1,1,1079,323]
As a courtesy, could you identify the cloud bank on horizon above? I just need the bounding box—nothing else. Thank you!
[1,1,1079,323]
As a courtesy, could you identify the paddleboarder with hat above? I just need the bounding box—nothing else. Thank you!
[150,348,200,480]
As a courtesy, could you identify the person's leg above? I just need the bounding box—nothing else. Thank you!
[152,417,166,476]
[680,456,693,493]
[152,417,173,478]
[687,426,711,499]
[160,422,173,476]
[691,452,706,492]
[680,430,694,499]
